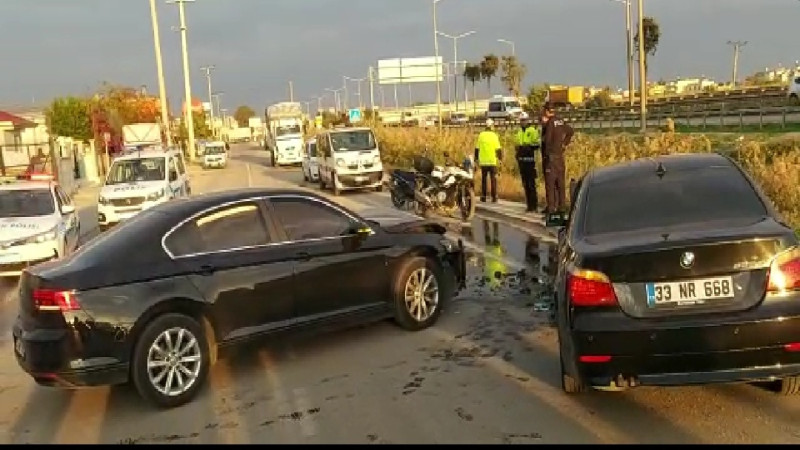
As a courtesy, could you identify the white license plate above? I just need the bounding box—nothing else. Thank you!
[15,338,25,359]
[646,276,735,306]
[354,176,367,182]
[0,253,20,264]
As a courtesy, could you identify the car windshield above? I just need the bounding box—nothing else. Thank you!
[0,189,55,217]
[205,145,226,155]
[276,125,301,136]
[330,130,377,152]
[106,157,166,185]
[583,165,768,235]
[505,101,521,109]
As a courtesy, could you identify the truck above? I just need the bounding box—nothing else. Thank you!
[121,123,163,149]
[546,86,587,109]
[228,127,251,144]
[248,116,265,146]
[265,102,304,166]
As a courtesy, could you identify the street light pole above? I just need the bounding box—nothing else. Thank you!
[497,38,516,57]
[342,76,349,111]
[438,30,476,112]
[368,67,376,112]
[148,0,172,147]
[211,92,223,127]
[167,0,197,162]
[637,0,647,133]
[727,40,748,87]
[289,81,294,102]
[326,88,342,112]
[432,0,443,132]
[200,65,215,136]
[611,0,635,106]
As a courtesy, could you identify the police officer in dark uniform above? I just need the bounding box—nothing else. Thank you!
[514,117,541,212]
[541,103,574,215]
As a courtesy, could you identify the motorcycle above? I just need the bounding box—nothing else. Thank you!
[388,152,476,221]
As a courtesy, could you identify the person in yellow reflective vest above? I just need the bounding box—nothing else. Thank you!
[473,119,503,203]
[515,117,541,212]
[483,221,506,289]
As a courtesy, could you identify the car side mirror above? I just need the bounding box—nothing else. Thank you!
[169,171,178,182]
[60,204,75,215]
[545,212,568,228]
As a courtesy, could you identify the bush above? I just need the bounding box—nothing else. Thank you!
[374,126,800,229]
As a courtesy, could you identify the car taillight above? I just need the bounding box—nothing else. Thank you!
[32,289,80,312]
[768,247,800,293]
[567,269,618,307]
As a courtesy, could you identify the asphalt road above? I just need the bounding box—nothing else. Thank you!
[0,143,799,444]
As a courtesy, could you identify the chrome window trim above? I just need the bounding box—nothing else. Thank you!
[160,193,372,260]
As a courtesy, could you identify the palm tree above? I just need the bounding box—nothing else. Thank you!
[479,54,500,95]
[463,63,482,115]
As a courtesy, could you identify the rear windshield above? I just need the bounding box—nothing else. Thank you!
[583,165,768,235]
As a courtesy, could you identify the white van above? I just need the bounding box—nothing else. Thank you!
[202,141,229,169]
[302,138,320,182]
[789,74,800,101]
[317,127,383,195]
[486,95,529,121]
[97,149,190,231]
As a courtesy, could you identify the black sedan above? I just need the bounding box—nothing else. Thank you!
[550,153,800,395]
[12,188,466,408]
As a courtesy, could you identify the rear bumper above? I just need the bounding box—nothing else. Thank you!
[12,320,129,388]
[569,311,800,387]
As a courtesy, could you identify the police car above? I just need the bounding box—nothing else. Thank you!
[97,148,190,231]
[0,174,80,277]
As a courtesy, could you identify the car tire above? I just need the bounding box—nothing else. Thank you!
[560,353,586,394]
[332,173,341,196]
[319,173,326,190]
[392,256,445,331]
[131,313,210,409]
[779,376,800,395]
[374,184,383,193]
[303,170,308,182]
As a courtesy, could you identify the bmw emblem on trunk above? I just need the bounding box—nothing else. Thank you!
[680,251,695,269]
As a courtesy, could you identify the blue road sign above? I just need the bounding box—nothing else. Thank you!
[348,108,362,123]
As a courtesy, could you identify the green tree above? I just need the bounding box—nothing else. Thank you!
[584,90,615,109]
[479,54,500,94]
[234,105,256,127]
[500,55,527,97]
[525,84,550,115]
[177,111,212,140]
[463,63,483,114]
[46,96,92,141]
[633,17,661,74]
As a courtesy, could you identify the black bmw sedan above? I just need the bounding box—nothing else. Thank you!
[12,188,466,408]
[550,153,800,395]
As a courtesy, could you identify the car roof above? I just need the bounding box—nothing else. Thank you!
[587,153,734,185]
[326,127,372,134]
[115,150,176,161]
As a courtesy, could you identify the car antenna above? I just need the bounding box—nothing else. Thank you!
[656,162,667,179]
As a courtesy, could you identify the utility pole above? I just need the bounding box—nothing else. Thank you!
[637,0,647,133]
[727,40,748,87]
[200,65,215,136]
[342,76,349,111]
[432,0,443,132]
[289,81,294,102]
[624,0,634,106]
[167,0,197,162]
[368,66,376,112]
[148,0,172,146]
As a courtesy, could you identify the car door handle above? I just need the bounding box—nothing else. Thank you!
[198,264,216,275]
[295,252,312,261]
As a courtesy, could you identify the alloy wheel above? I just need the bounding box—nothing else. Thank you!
[146,327,202,397]
[404,267,439,322]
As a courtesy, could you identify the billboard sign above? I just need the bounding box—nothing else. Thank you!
[377,57,444,85]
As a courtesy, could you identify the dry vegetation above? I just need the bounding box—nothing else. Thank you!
[374,127,800,230]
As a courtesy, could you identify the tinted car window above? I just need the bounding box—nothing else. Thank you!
[488,102,503,112]
[271,197,355,241]
[165,201,270,256]
[583,165,768,235]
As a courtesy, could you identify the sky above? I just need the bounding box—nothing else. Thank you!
[1,0,797,114]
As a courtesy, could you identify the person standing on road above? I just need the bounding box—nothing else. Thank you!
[474,119,503,203]
[514,117,541,212]
[541,103,574,215]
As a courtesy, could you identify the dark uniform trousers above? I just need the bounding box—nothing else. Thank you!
[515,146,537,211]
[480,165,498,202]
[544,155,567,213]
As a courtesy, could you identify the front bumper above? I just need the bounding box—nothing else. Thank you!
[0,241,59,276]
[98,198,167,226]
[12,319,129,388]
[569,304,800,387]
[443,239,467,293]
[336,170,384,189]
